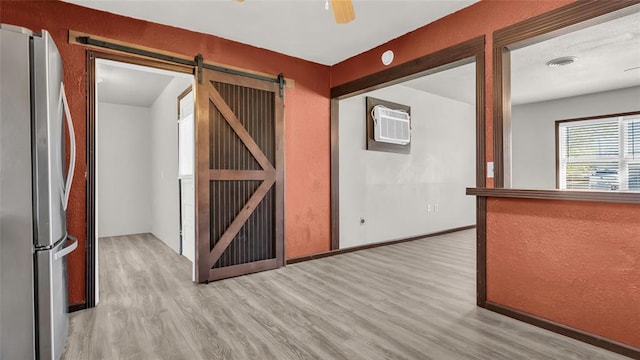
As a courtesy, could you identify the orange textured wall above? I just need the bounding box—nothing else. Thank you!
[330,0,574,170]
[486,198,640,348]
[0,0,331,304]
[1,0,591,309]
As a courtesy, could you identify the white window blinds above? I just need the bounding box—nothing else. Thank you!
[625,116,640,190]
[558,113,640,191]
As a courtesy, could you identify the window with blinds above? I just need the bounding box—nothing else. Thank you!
[558,113,640,191]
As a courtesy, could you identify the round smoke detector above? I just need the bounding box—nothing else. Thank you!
[381,50,394,66]
[546,56,578,67]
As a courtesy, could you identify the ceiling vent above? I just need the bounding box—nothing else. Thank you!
[546,56,578,67]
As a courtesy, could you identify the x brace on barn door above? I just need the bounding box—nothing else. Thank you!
[76,36,286,98]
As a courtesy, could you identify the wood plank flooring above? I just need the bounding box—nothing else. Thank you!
[63,231,627,359]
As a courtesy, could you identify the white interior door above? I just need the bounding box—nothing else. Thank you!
[178,87,195,278]
[180,178,195,264]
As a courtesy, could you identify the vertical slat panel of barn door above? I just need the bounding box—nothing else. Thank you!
[194,69,284,283]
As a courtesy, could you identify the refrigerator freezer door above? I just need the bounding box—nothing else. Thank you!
[0,24,37,360]
[36,237,72,360]
[32,30,66,248]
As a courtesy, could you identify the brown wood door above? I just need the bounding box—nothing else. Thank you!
[195,69,284,283]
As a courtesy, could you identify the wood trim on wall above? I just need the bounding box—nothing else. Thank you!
[330,98,340,250]
[329,35,485,252]
[485,302,640,359]
[89,49,194,76]
[85,51,97,309]
[492,46,510,188]
[475,49,487,188]
[492,0,640,189]
[68,302,87,313]
[288,225,476,265]
[467,187,640,204]
[555,111,640,124]
[475,197,487,306]
[177,86,193,105]
[331,36,484,99]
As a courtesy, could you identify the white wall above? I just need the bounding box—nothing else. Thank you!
[149,77,192,253]
[512,86,640,189]
[339,85,476,249]
[97,103,151,237]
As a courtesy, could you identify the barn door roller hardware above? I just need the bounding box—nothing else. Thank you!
[277,73,285,99]
[76,36,286,97]
[195,54,203,84]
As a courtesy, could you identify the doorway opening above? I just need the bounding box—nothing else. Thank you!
[331,36,484,306]
[90,54,195,305]
[336,61,478,249]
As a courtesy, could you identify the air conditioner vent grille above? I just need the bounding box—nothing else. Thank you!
[372,105,411,145]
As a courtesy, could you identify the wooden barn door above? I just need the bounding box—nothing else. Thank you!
[195,69,284,283]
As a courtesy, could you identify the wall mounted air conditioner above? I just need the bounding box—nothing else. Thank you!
[372,105,411,145]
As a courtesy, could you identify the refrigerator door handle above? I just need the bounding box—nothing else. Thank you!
[54,234,78,260]
[60,82,76,210]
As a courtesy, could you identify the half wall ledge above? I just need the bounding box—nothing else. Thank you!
[466,187,640,204]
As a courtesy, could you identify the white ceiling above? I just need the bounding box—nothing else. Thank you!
[90,2,639,108]
[511,9,640,105]
[403,8,640,106]
[403,62,475,104]
[64,0,477,65]
[96,59,186,106]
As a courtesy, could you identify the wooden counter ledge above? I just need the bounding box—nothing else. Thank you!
[466,187,640,204]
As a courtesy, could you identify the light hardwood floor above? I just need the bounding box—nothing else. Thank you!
[63,231,627,359]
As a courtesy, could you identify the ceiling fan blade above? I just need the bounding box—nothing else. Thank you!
[330,0,355,24]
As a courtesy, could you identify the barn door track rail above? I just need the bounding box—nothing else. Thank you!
[76,35,286,98]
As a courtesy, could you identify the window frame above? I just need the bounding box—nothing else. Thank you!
[555,110,640,191]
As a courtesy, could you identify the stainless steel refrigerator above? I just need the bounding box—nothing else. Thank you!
[0,24,77,359]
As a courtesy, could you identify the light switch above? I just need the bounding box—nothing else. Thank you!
[487,162,494,178]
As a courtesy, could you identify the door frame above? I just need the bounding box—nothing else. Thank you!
[329,36,486,304]
[492,1,640,188]
[85,50,194,308]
